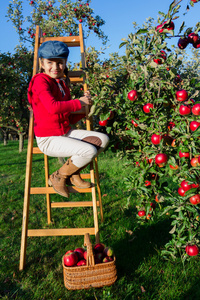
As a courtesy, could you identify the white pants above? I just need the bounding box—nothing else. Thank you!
[36,129,109,168]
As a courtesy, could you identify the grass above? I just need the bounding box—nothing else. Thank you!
[1,140,200,300]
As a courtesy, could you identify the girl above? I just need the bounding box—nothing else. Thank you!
[28,40,109,198]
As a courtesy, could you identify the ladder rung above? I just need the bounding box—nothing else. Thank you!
[68,70,84,77]
[27,228,95,237]
[32,147,43,154]
[39,36,80,47]
[51,201,100,208]
[70,77,84,83]
[30,186,92,194]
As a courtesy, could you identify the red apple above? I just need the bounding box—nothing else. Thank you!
[128,90,138,101]
[93,243,105,253]
[155,153,168,167]
[99,120,108,126]
[199,156,200,164]
[94,252,104,262]
[77,259,86,266]
[188,32,199,44]
[131,119,138,127]
[189,194,200,205]
[174,74,182,83]
[191,157,200,167]
[179,150,190,158]
[193,39,200,49]
[192,103,200,116]
[64,251,78,267]
[74,247,85,260]
[176,90,188,101]
[145,180,151,186]
[190,121,200,131]
[103,247,113,257]
[153,51,167,64]
[178,187,186,196]
[191,183,200,189]
[181,180,192,191]
[156,21,174,33]
[83,250,87,260]
[186,245,199,256]
[151,134,162,145]
[178,37,189,49]
[143,103,153,113]
[179,104,191,115]
[138,210,146,217]
[103,256,110,263]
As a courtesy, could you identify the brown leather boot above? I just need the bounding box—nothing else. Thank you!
[69,167,91,188]
[67,136,102,189]
[48,158,90,197]
[48,171,69,198]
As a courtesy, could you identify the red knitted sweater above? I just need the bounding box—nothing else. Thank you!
[27,73,84,137]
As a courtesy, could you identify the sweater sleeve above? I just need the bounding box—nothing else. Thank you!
[32,75,81,114]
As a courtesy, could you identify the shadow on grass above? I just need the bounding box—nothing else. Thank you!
[180,280,200,300]
[112,218,172,278]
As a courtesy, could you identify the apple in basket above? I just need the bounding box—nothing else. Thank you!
[93,243,105,253]
[74,247,85,260]
[103,247,114,257]
[64,251,78,267]
[103,256,111,263]
[76,259,86,266]
[94,252,104,264]
[83,250,87,260]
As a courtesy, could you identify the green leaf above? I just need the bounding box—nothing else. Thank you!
[169,224,177,234]
[136,29,148,35]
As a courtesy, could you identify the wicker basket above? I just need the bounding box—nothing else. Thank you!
[62,233,117,290]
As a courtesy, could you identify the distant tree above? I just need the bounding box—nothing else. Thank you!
[0,47,33,151]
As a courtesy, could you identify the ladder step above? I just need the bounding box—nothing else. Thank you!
[51,201,100,208]
[27,228,95,237]
[70,77,84,83]
[40,36,80,47]
[68,70,84,77]
[30,186,92,194]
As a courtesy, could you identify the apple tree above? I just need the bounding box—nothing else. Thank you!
[87,0,200,260]
[6,0,107,46]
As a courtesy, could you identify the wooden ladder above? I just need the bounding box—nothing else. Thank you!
[19,24,103,271]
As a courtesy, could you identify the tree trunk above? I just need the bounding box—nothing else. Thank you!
[19,134,24,152]
[3,131,7,145]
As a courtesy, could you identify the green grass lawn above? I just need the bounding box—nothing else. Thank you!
[1,140,200,300]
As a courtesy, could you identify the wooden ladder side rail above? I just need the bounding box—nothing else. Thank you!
[19,25,42,271]
[78,23,103,223]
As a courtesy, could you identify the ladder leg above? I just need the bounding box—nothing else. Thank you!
[94,157,103,222]
[44,154,51,224]
[19,113,34,270]
[90,161,100,243]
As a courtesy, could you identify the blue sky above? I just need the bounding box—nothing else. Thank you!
[0,0,199,62]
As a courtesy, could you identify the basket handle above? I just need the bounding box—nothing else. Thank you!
[84,233,95,267]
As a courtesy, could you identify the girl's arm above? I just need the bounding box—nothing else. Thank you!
[33,75,82,114]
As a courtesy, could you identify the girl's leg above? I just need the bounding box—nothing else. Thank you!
[36,134,98,168]
[67,129,109,155]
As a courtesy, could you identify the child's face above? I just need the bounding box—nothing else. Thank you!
[41,58,66,79]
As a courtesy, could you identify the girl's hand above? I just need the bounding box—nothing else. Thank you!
[79,91,92,107]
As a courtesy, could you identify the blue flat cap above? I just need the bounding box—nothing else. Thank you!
[38,41,69,59]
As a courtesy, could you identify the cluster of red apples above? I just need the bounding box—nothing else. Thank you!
[63,243,114,267]
[155,17,200,50]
